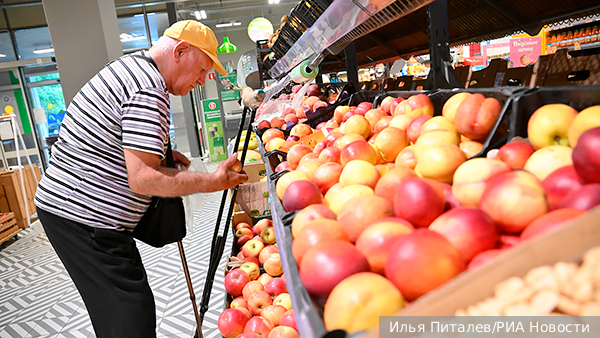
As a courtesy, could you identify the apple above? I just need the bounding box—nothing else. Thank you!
[243,257,260,265]
[290,204,337,238]
[237,234,253,247]
[389,114,414,131]
[324,272,404,333]
[558,184,600,211]
[374,127,408,163]
[413,129,460,158]
[238,334,262,338]
[374,167,415,201]
[274,161,292,173]
[259,227,276,245]
[334,106,351,124]
[385,229,465,301]
[340,140,378,166]
[311,162,343,194]
[218,308,250,338]
[318,146,341,164]
[273,293,292,311]
[395,145,417,169]
[429,207,499,261]
[479,171,548,233]
[225,269,251,297]
[259,245,279,265]
[285,135,300,149]
[355,102,373,116]
[468,249,503,270]
[379,96,396,114]
[242,240,265,259]
[406,115,432,143]
[459,141,484,159]
[267,326,299,338]
[496,141,536,169]
[420,116,458,135]
[442,92,471,123]
[236,222,252,231]
[239,261,260,280]
[390,97,406,115]
[523,145,573,181]
[242,280,265,301]
[568,106,600,147]
[275,171,309,200]
[257,273,274,287]
[254,219,273,236]
[333,133,366,150]
[542,165,584,209]
[414,144,466,184]
[393,177,445,228]
[270,117,286,130]
[289,124,313,138]
[261,305,288,327]
[393,94,434,118]
[300,240,370,296]
[344,115,372,139]
[454,93,502,141]
[265,277,287,298]
[374,116,393,134]
[236,251,244,259]
[336,195,394,242]
[248,290,273,316]
[264,253,283,277]
[279,310,297,331]
[287,144,313,170]
[520,208,584,241]
[339,160,380,189]
[261,128,285,144]
[282,180,323,212]
[265,138,287,153]
[365,109,388,130]
[527,103,578,149]
[328,184,374,215]
[284,114,298,124]
[292,219,350,264]
[355,218,413,274]
[452,158,512,207]
[230,296,247,309]
[572,127,600,184]
[244,316,274,337]
[236,228,253,238]
[312,140,327,155]
[257,120,271,130]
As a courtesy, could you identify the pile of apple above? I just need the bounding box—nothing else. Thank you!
[256,91,600,333]
[219,218,299,338]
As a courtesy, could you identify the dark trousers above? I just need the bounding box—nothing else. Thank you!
[38,208,156,338]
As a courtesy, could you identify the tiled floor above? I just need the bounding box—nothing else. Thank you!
[0,162,235,338]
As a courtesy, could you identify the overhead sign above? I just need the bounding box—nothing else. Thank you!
[248,17,274,42]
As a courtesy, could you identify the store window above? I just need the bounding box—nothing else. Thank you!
[148,12,169,44]
[119,15,151,51]
[14,27,54,60]
[0,32,17,61]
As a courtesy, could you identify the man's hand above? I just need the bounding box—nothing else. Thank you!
[215,154,248,190]
[172,149,190,169]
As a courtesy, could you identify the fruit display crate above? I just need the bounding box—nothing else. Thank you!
[0,212,19,247]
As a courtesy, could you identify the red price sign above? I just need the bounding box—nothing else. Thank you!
[208,73,215,80]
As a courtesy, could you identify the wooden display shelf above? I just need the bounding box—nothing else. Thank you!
[0,212,20,246]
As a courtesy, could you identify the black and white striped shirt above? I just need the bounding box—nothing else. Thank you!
[35,51,171,231]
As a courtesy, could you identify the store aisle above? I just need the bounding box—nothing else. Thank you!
[0,188,233,338]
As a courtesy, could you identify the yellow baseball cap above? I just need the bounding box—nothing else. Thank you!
[163,20,227,76]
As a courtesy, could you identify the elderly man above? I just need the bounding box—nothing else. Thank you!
[34,20,247,337]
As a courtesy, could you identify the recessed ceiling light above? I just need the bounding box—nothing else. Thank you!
[33,48,54,54]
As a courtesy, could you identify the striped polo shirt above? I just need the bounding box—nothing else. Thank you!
[34,50,171,231]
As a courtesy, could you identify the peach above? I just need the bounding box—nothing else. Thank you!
[393,94,434,118]
[337,195,395,242]
[265,138,286,153]
[324,273,405,333]
[340,140,378,166]
[355,219,413,274]
[274,161,291,173]
[454,94,502,141]
[480,171,548,233]
[334,106,351,125]
[415,144,466,184]
[375,164,390,176]
[289,123,313,138]
[318,146,341,164]
[420,116,458,135]
[395,145,417,169]
[442,92,471,123]
[298,153,321,166]
[520,208,584,241]
[364,109,388,131]
[268,326,299,338]
[459,140,484,159]
[374,116,393,134]
[339,160,380,189]
[324,119,339,129]
[344,115,372,139]
[287,144,313,170]
[523,145,573,181]
[323,182,344,207]
[275,171,309,200]
[379,96,396,114]
[284,114,298,124]
[295,160,321,178]
[257,120,271,130]
[328,184,374,215]
[497,141,535,169]
[452,158,512,207]
[333,133,365,150]
[270,117,286,129]
[406,115,432,144]
[282,180,322,212]
[414,129,460,158]
[374,167,416,201]
[291,204,337,238]
[543,165,584,209]
[292,219,350,264]
[312,162,343,194]
[374,127,408,163]
[394,177,445,228]
[389,114,414,131]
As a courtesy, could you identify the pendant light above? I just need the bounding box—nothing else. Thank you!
[216,0,237,54]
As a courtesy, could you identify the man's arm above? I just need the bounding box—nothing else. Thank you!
[124,148,247,197]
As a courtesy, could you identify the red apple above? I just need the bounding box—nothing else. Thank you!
[236,222,252,231]
[429,207,499,262]
[279,310,297,331]
[235,227,252,238]
[542,165,584,209]
[259,245,279,265]
[275,161,292,173]
[300,240,370,296]
[385,229,466,301]
[263,253,283,277]
[282,180,323,212]
[393,177,445,228]
[558,184,600,211]
[239,262,260,281]
[225,269,251,297]
[379,96,396,114]
[242,281,265,301]
[230,296,247,309]
[337,195,395,242]
[244,316,274,337]
[261,305,288,327]
[253,219,273,235]
[374,167,416,202]
[267,326,300,338]
[243,257,260,265]
[497,234,521,250]
[340,140,378,166]
[260,227,276,245]
[291,204,337,238]
[355,218,413,274]
[572,127,600,184]
[261,128,285,144]
[292,219,350,264]
[265,277,288,298]
[237,334,262,338]
[311,162,343,194]
[468,249,503,270]
[257,273,273,287]
[218,308,250,338]
[374,116,393,134]
[287,145,313,170]
[248,291,273,316]
[237,234,252,247]
[334,106,351,124]
[318,146,341,164]
[355,102,373,116]
[257,120,271,130]
[242,240,265,259]
[520,208,585,241]
[496,142,535,169]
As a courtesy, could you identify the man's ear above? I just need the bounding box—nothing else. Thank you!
[173,41,191,62]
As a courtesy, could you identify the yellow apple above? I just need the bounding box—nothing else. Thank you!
[414,144,466,184]
[527,104,578,149]
[568,105,600,147]
[523,145,573,181]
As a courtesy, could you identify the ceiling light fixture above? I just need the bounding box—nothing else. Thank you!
[216,22,233,28]
[268,0,280,4]
[33,48,54,54]
[218,37,238,54]
[0,54,6,58]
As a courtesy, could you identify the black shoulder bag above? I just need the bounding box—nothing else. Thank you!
[132,142,187,247]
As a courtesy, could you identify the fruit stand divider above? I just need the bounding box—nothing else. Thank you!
[509,85,600,141]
